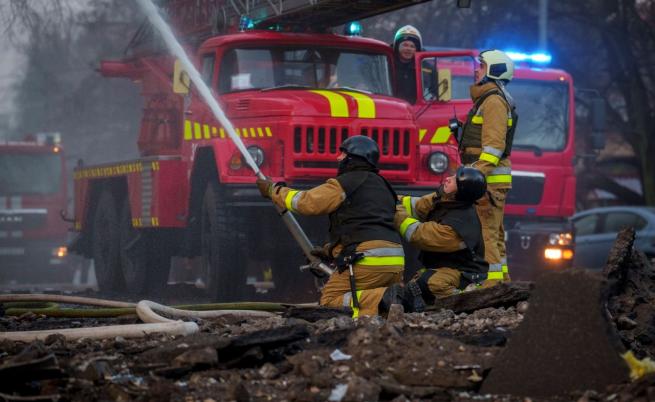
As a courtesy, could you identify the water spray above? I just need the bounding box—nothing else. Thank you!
[135,0,333,277]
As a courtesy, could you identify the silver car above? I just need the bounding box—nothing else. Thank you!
[571,206,655,269]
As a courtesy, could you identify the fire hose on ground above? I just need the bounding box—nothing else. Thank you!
[0,294,282,342]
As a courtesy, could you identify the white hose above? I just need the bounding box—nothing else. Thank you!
[0,322,199,342]
[136,300,276,323]
[0,294,135,308]
[0,295,276,342]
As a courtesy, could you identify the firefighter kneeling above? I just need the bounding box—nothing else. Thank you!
[396,167,489,302]
[257,135,423,317]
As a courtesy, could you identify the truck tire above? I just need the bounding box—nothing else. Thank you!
[92,189,125,293]
[119,198,171,295]
[200,181,246,301]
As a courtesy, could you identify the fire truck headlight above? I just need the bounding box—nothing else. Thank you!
[52,246,67,258]
[548,232,573,246]
[247,146,265,167]
[544,247,574,261]
[427,152,448,174]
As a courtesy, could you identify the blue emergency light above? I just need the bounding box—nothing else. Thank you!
[505,51,552,64]
[239,15,255,31]
[345,21,362,36]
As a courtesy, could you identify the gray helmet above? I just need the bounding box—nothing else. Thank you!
[455,167,487,203]
[339,135,380,167]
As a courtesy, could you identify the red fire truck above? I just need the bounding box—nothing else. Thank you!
[0,134,71,283]
[69,0,587,300]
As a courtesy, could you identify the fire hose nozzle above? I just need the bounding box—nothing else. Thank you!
[300,261,334,278]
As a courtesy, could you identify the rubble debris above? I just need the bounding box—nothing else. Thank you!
[432,281,533,314]
[604,228,655,359]
[480,269,629,397]
[330,349,352,361]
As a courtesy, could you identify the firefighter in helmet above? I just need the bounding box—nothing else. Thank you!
[459,49,517,283]
[393,25,422,104]
[257,135,423,316]
[396,167,488,300]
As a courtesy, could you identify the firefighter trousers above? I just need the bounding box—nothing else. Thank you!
[476,188,511,284]
[423,267,462,299]
[320,265,404,317]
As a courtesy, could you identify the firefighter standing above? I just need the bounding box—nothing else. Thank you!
[459,49,517,282]
[393,25,422,104]
[396,167,488,300]
[257,136,422,316]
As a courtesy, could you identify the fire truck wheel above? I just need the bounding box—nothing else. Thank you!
[119,198,148,295]
[92,189,127,293]
[119,198,172,295]
[200,181,246,301]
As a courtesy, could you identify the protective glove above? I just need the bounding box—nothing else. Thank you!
[310,245,333,262]
[256,178,274,199]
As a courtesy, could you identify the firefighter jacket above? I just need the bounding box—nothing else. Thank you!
[396,192,488,274]
[270,172,404,268]
[460,82,516,189]
[395,57,437,104]
[395,58,417,104]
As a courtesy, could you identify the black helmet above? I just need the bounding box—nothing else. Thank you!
[339,135,380,167]
[455,167,486,203]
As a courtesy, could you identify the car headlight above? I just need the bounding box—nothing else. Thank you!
[549,232,573,246]
[247,146,265,167]
[427,152,448,174]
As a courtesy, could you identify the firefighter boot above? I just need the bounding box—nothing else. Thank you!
[378,283,425,314]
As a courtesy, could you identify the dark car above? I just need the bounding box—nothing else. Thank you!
[571,206,655,269]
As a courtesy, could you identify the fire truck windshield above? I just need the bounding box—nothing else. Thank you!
[218,47,392,96]
[0,153,62,195]
[451,76,569,151]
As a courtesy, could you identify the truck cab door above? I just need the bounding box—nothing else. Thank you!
[404,50,477,181]
[412,50,477,147]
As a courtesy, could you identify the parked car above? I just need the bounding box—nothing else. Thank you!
[571,206,655,269]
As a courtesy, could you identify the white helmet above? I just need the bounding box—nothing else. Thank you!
[478,49,514,82]
[393,25,422,52]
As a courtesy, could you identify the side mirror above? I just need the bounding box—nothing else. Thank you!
[173,59,190,94]
[437,68,452,102]
[590,97,606,150]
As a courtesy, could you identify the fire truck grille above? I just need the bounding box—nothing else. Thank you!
[506,175,545,205]
[292,125,411,159]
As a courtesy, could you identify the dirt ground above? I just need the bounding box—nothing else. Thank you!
[1,229,654,402]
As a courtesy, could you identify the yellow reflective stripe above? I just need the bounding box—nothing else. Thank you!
[502,264,509,273]
[430,126,451,144]
[219,128,225,138]
[257,127,264,137]
[193,122,202,139]
[508,118,513,127]
[399,217,419,237]
[284,190,299,211]
[486,174,512,184]
[479,152,500,166]
[402,196,413,217]
[339,91,375,119]
[419,128,427,142]
[350,290,363,318]
[487,271,504,280]
[203,124,211,139]
[310,90,349,118]
[471,115,483,124]
[265,127,273,137]
[184,120,193,140]
[358,256,405,266]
